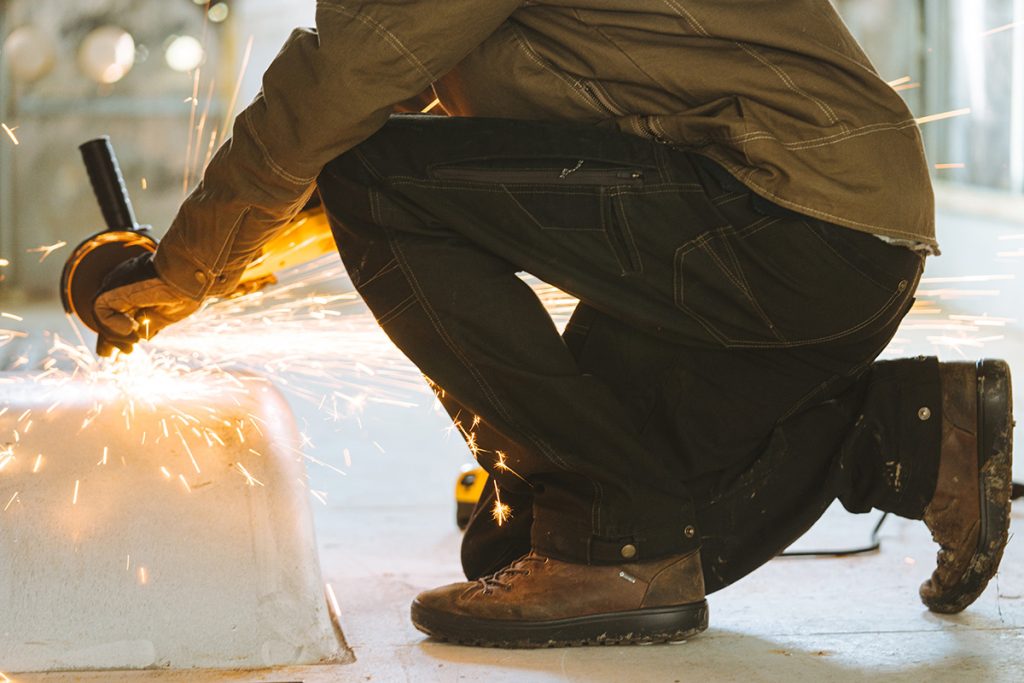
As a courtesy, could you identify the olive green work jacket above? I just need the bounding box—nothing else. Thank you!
[155,0,936,300]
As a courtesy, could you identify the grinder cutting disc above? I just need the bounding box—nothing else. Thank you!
[60,230,157,334]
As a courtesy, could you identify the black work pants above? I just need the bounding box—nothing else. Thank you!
[318,116,941,592]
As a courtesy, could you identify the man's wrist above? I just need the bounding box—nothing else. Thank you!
[153,236,212,302]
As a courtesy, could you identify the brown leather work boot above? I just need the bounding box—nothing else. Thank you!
[411,549,707,648]
[920,359,1014,614]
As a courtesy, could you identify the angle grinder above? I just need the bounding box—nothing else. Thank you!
[61,137,338,333]
[60,137,158,333]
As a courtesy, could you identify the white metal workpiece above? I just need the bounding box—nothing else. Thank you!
[0,369,350,673]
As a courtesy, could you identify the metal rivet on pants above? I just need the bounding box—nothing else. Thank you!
[684,525,696,539]
[898,280,908,292]
[918,406,931,421]
[620,544,637,559]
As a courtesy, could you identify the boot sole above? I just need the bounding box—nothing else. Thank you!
[923,358,1015,614]
[411,599,709,648]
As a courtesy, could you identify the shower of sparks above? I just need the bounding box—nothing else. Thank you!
[915,108,972,125]
[26,241,68,263]
[491,481,512,526]
[1,122,18,145]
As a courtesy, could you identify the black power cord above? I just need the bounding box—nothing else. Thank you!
[782,480,1023,559]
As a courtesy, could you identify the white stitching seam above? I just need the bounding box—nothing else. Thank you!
[719,120,919,150]
[659,0,842,127]
[317,3,436,82]
[701,152,935,241]
[508,23,610,117]
[242,113,317,186]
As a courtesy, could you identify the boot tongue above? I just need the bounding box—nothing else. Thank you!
[476,553,545,593]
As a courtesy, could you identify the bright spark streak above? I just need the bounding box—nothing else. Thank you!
[137,566,148,585]
[934,163,965,170]
[887,76,912,87]
[234,462,264,487]
[491,481,512,526]
[176,427,202,474]
[3,492,17,511]
[1,312,23,321]
[72,479,80,505]
[178,474,192,492]
[0,258,9,266]
[310,489,328,505]
[160,466,172,479]
[141,177,148,190]
[421,97,442,113]
[981,21,1023,37]
[915,108,972,125]
[221,35,255,140]
[325,583,341,621]
[920,274,1015,283]
[32,454,42,473]
[126,553,131,571]
[1,122,18,145]
[26,241,68,263]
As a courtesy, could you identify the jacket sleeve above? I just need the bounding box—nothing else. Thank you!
[154,0,522,300]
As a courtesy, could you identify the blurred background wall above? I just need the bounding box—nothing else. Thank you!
[1,0,1022,300]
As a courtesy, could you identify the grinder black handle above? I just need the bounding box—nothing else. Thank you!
[79,136,141,233]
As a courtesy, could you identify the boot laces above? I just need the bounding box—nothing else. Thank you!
[476,553,547,594]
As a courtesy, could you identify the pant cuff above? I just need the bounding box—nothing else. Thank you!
[530,501,701,564]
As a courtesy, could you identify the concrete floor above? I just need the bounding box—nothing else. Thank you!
[3,205,1024,681]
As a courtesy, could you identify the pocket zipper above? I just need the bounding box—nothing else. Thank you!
[433,164,645,187]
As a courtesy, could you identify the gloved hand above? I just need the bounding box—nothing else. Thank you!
[92,252,202,357]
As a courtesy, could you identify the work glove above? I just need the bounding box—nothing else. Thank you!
[92,252,201,357]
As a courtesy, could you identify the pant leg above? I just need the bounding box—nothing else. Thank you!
[317,114,926,565]
[457,312,942,590]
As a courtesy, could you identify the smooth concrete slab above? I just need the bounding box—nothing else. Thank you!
[0,372,351,673]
